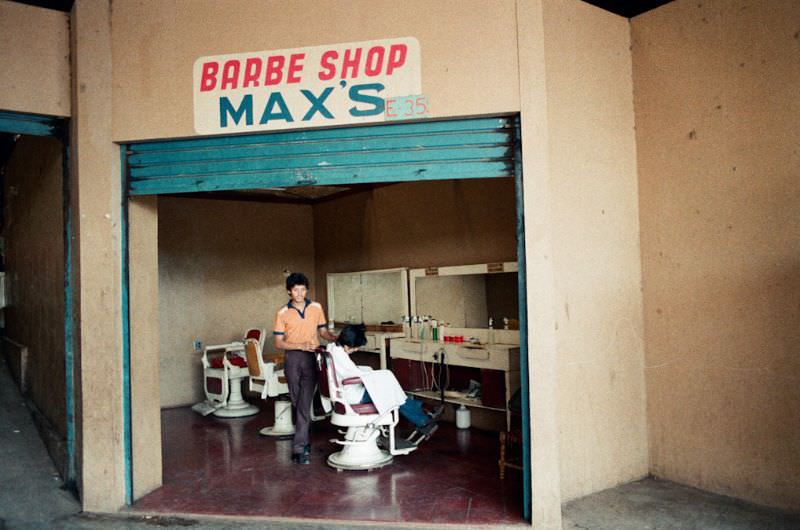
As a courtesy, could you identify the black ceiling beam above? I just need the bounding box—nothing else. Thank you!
[581,0,674,18]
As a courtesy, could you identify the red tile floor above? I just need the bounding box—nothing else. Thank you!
[132,404,525,525]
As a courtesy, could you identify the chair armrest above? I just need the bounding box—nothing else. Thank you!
[342,377,363,385]
[204,341,244,353]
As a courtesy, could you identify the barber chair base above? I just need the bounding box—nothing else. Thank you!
[327,425,394,471]
[212,370,259,418]
[212,401,259,418]
[259,400,295,437]
[327,448,393,471]
[259,426,294,437]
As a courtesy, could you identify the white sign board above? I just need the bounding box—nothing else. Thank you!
[193,37,425,135]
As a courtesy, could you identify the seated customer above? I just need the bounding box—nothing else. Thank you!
[327,324,440,438]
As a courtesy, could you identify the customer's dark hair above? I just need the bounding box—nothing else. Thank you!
[285,272,309,291]
[337,324,367,348]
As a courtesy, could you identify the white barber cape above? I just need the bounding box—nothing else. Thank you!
[326,343,407,415]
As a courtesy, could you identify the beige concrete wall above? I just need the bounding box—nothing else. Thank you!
[2,135,66,434]
[0,1,70,116]
[313,179,518,309]
[158,197,315,408]
[110,0,520,142]
[71,0,126,511]
[516,0,564,524]
[128,196,162,498]
[542,0,648,502]
[632,0,800,510]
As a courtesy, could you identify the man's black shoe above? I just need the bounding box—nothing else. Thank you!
[291,452,310,465]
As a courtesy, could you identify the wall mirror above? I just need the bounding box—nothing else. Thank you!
[410,262,519,329]
[326,268,409,326]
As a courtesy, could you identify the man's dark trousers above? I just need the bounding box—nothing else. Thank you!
[284,349,316,455]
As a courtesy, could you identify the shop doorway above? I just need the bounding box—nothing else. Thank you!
[122,116,531,523]
[0,110,76,493]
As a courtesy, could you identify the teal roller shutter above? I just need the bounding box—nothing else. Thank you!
[0,110,66,137]
[125,116,515,195]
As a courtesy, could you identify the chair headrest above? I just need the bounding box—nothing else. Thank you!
[244,328,266,349]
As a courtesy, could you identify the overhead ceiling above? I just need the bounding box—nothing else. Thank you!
[13,0,673,18]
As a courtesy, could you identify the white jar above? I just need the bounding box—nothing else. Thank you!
[456,404,471,429]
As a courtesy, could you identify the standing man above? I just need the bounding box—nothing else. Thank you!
[273,272,336,464]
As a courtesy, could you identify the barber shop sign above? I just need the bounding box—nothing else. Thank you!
[193,37,427,134]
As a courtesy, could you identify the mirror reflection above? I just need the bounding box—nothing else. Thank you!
[414,271,518,329]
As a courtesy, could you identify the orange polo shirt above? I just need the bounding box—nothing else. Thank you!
[273,299,327,348]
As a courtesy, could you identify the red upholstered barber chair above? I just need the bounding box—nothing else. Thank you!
[315,348,416,471]
[198,328,264,418]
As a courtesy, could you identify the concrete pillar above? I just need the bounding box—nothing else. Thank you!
[128,196,162,498]
[516,0,564,527]
[70,0,127,511]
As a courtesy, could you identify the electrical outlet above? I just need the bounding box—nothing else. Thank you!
[193,339,202,351]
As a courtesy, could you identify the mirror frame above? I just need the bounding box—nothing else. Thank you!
[408,261,519,328]
[326,267,409,326]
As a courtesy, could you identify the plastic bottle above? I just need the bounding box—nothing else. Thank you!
[431,319,438,341]
[456,405,471,429]
[419,316,428,340]
[402,315,411,338]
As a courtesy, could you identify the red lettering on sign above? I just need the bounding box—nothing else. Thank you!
[341,48,362,79]
[243,58,262,88]
[364,46,385,77]
[318,50,337,81]
[385,98,397,118]
[220,60,240,90]
[265,55,285,86]
[287,53,305,84]
[386,44,407,75]
[200,61,219,91]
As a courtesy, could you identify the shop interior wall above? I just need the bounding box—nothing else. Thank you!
[2,135,66,436]
[157,179,516,405]
[542,0,648,501]
[0,1,70,117]
[158,197,314,408]
[632,0,800,510]
[110,0,520,142]
[312,179,519,312]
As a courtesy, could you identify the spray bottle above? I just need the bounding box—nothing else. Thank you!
[411,315,420,339]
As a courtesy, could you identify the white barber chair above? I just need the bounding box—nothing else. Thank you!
[244,338,294,437]
[315,348,417,471]
[199,328,263,418]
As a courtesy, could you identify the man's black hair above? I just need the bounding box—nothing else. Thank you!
[285,272,309,291]
[336,324,367,348]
